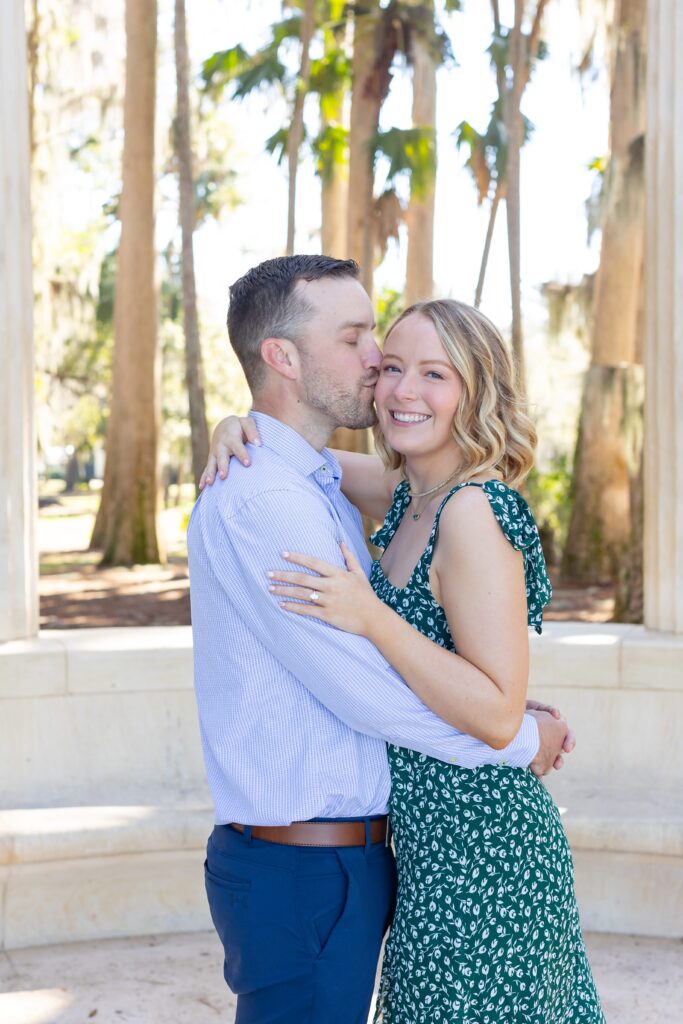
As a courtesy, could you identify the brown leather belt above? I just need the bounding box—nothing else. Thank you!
[229,817,389,848]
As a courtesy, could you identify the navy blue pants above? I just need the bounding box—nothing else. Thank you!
[205,819,397,1024]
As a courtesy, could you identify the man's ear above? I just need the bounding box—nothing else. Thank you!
[260,337,299,380]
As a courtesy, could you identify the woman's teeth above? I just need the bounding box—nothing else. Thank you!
[391,411,430,424]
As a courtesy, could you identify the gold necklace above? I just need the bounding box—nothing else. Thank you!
[407,467,461,521]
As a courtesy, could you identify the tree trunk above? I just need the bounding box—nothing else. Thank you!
[91,0,162,565]
[562,0,646,585]
[320,21,348,257]
[562,365,643,581]
[504,0,526,392]
[329,426,369,454]
[286,0,315,255]
[614,403,644,622]
[174,0,209,494]
[321,144,349,257]
[475,181,502,308]
[26,0,40,161]
[405,21,436,306]
[347,0,382,296]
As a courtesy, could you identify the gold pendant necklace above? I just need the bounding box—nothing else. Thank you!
[408,467,461,521]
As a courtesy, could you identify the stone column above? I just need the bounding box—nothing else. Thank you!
[644,0,683,633]
[0,0,38,641]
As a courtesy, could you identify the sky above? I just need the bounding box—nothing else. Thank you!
[180,0,610,331]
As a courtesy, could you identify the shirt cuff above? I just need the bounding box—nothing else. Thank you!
[500,712,540,768]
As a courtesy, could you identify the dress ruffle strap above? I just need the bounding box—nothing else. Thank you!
[476,480,552,634]
[370,480,411,550]
[371,477,552,634]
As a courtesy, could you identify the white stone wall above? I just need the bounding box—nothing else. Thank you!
[1,624,681,947]
[1,623,680,809]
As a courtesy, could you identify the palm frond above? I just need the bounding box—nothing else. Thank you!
[373,126,436,197]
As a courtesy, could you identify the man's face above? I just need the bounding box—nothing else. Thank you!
[294,276,381,430]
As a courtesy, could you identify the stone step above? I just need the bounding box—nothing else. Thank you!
[0,804,214,950]
[546,779,683,939]
[1,787,681,950]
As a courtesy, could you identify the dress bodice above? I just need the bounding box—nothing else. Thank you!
[369,478,552,640]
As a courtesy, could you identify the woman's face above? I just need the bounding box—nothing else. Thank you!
[374,312,464,460]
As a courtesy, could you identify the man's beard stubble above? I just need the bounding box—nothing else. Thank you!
[299,359,378,431]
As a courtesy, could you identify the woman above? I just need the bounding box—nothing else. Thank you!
[202,299,604,1023]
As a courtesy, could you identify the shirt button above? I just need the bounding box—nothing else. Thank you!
[321,464,327,472]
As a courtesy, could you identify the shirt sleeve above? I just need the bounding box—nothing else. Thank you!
[200,486,539,768]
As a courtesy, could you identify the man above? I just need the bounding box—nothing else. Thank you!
[187,255,572,1024]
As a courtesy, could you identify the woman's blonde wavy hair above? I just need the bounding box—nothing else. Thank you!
[373,299,536,489]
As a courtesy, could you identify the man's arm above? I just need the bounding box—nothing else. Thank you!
[198,486,539,768]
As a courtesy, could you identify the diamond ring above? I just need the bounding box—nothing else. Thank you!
[309,591,319,602]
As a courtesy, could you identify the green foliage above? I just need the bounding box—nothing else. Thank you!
[455,99,534,202]
[265,126,291,164]
[310,48,350,108]
[201,15,303,99]
[312,122,348,181]
[373,127,437,197]
[375,286,406,339]
[524,454,574,566]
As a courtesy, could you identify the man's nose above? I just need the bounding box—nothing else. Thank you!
[362,340,382,370]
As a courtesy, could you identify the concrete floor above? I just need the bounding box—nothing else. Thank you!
[1,930,681,1024]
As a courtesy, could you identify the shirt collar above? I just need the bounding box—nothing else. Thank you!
[251,411,341,482]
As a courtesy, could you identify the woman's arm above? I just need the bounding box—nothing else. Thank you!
[268,487,529,750]
[369,486,529,748]
[199,415,401,521]
[330,449,402,521]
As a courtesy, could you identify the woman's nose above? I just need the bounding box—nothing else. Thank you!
[393,372,418,400]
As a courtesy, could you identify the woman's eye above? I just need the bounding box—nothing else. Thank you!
[426,371,444,380]
[382,364,400,373]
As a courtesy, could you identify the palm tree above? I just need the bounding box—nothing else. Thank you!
[174,0,209,493]
[286,0,315,253]
[314,1,350,255]
[562,0,646,590]
[490,0,550,392]
[405,0,438,305]
[202,2,318,256]
[91,0,161,564]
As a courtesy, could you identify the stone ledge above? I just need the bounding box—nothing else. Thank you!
[2,788,680,866]
[0,791,680,948]
[1,624,682,698]
[0,636,67,698]
[3,850,211,949]
[0,803,213,866]
[547,781,683,857]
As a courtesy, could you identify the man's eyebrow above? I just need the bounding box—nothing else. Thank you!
[338,320,376,331]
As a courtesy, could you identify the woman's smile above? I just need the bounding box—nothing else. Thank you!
[389,410,432,426]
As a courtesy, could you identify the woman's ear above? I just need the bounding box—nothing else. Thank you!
[260,337,299,380]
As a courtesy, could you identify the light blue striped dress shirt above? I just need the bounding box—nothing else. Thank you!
[187,412,540,825]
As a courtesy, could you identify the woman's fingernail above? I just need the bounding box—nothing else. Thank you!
[255,438,262,446]
[267,571,274,578]
[243,458,250,466]
[282,551,290,558]
[268,586,275,592]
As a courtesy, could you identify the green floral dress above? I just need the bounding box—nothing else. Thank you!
[370,480,604,1024]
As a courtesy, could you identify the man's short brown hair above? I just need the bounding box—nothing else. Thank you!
[227,255,359,391]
